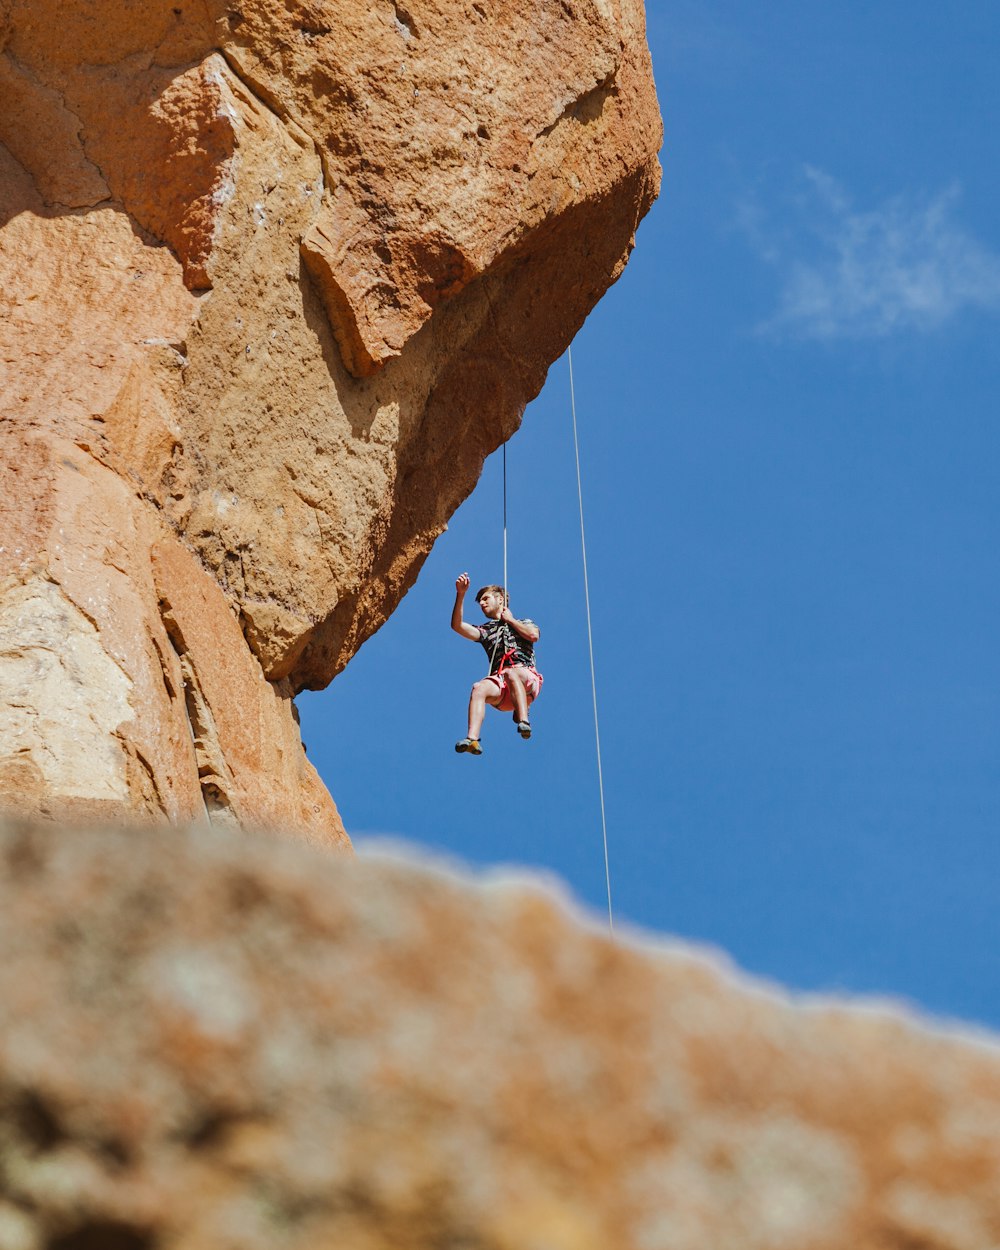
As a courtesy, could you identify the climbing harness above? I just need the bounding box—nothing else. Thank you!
[485,623,517,681]
[568,344,614,934]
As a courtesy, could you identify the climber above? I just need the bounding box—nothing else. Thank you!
[451,572,542,755]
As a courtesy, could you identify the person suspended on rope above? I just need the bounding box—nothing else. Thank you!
[451,572,542,756]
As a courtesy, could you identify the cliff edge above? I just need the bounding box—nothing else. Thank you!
[0,0,662,836]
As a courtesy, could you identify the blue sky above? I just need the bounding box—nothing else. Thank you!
[301,1,1000,1031]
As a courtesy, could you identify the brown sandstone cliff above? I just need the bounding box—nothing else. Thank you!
[0,0,662,834]
[2,819,999,1250]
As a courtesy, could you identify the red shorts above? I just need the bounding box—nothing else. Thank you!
[483,665,543,713]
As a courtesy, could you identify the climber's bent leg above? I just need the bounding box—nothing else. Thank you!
[468,677,502,740]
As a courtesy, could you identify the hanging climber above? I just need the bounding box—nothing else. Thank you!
[451,572,542,755]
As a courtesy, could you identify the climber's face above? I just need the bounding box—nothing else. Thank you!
[477,589,504,619]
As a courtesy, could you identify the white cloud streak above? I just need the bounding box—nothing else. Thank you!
[742,168,1000,340]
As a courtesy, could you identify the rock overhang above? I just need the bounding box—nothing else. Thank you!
[0,0,660,825]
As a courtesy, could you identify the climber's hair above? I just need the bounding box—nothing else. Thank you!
[475,584,507,606]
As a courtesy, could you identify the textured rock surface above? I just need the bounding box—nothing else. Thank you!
[0,0,661,828]
[2,819,1000,1250]
[0,421,344,845]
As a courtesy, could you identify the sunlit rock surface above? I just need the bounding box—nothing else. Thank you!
[0,0,661,831]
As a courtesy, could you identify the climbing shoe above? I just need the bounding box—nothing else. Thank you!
[455,738,482,755]
[515,721,532,740]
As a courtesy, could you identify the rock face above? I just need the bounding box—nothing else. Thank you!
[0,0,661,832]
[2,819,1000,1250]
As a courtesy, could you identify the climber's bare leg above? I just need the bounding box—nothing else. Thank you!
[468,678,502,740]
[504,666,530,724]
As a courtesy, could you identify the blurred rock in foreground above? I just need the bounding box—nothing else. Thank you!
[1,819,999,1250]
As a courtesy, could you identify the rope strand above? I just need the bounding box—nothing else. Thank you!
[502,442,508,605]
[568,344,614,934]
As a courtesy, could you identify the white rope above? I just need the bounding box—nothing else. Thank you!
[568,343,614,934]
[502,442,509,606]
[484,442,510,678]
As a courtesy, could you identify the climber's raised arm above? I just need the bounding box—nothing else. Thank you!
[451,572,481,641]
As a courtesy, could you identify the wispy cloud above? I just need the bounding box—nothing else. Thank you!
[741,168,1000,340]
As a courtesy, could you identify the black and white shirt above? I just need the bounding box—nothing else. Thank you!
[478,618,538,675]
